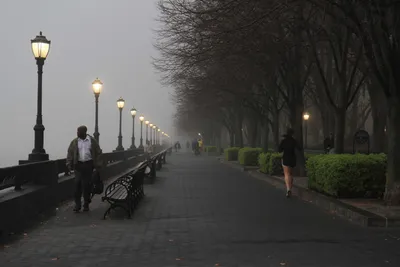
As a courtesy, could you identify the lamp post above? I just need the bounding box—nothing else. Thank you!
[139,116,145,148]
[130,108,137,149]
[162,132,165,145]
[153,125,156,145]
[150,124,154,145]
[115,97,125,151]
[303,112,310,149]
[27,32,51,162]
[92,78,103,143]
[145,121,150,145]
[158,129,161,145]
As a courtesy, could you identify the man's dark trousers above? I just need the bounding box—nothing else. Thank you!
[74,160,94,208]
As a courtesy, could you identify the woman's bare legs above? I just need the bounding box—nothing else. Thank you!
[283,166,293,197]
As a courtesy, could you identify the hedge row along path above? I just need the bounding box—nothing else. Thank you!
[1,152,400,266]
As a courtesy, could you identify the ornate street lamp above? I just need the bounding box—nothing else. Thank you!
[153,125,156,145]
[130,108,137,149]
[303,112,310,149]
[115,97,125,151]
[145,120,150,145]
[149,123,154,145]
[139,116,145,148]
[157,128,161,145]
[92,78,103,143]
[27,32,51,162]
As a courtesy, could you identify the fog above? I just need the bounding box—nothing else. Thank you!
[0,0,174,166]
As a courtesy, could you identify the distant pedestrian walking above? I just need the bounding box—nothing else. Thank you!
[145,143,153,160]
[279,128,300,198]
[323,133,334,154]
[66,126,103,213]
[174,141,181,152]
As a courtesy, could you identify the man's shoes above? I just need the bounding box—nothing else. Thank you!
[73,206,81,213]
[83,204,90,212]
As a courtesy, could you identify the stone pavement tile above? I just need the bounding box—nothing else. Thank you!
[1,153,400,267]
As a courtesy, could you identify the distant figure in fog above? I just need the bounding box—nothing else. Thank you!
[324,133,334,154]
[198,139,203,152]
[145,142,153,159]
[66,126,103,213]
[279,128,300,198]
[174,141,181,152]
[192,138,199,152]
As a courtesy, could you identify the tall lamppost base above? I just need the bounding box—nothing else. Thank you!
[114,146,124,152]
[93,132,100,143]
[130,145,136,149]
[28,152,49,161]
[139,137,144,149]
[19,152,49,165]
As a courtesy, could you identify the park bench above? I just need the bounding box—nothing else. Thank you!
[101,148,169,218]
[101,163,146,219]
[145,150,167,183]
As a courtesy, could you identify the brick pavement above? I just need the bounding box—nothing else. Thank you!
[1,152,400,267]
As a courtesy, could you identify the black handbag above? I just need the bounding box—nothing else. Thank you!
[91,170,104,195]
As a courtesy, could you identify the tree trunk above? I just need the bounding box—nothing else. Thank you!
[257,121,263,147]
[262,121,270,152]
[334,108,346,153]
[384,96,400,205]
[272,116,280,152]
[288,101,306,176]
[235,118,243,148]
[369,84,387,153]
[228,130,234,147]
[247,117,258,147]
[347,103,359,141]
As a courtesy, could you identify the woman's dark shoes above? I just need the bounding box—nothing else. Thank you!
[83,204,90,212]
[286,190,292,198]
[73,206,81,213]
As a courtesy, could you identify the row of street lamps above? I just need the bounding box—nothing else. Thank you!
[25,32,170,162]
[92,79,170,151]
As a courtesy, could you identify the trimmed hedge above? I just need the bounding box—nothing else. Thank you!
[307,154,386,198]
[258,152,317,175]
[258,153,271,173]
[224,147,241,161]
[205,146,217,152]
[238,147,263,166]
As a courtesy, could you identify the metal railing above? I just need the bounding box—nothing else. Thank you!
[0,148,144,191]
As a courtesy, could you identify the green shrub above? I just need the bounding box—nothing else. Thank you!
[258,152,316,175]
[269,153,283,175]
[238,147,263,166]
[224,147,241,161]
[307,153,386,198]
[205,146,217,152]
[258,153,271,173]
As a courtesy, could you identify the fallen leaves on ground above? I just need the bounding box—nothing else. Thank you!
[51,257,60,261]
[280,262,286,266]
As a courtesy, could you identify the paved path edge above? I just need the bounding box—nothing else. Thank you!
[220,159,400,228]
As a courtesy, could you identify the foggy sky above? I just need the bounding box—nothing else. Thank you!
[0,0,174,167]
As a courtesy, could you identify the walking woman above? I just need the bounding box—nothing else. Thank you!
[279,128,300,198]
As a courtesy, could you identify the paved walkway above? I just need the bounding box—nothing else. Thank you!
[1,153,400,267]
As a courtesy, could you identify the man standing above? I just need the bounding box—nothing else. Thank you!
[66,126,103,212]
